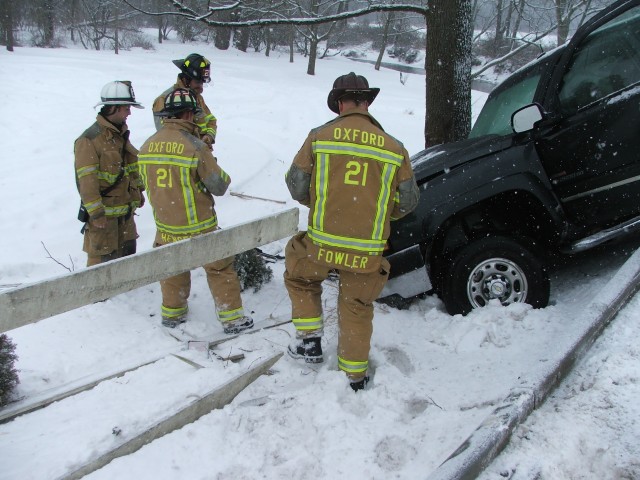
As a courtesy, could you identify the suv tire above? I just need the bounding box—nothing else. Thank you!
[442,236,550,315]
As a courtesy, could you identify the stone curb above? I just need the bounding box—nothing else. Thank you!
[427,246,640,480]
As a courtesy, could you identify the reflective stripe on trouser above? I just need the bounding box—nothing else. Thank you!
[337,357,368,376]
[155,242,243,324]
[217,306,245,323]
[162,304,188,320]
[284,234,330,339]
[291,316,323,333]
[284,233,390,380]
[335,268,386,381]
[85,215,137,266]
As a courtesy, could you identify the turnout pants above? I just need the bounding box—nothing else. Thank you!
[284,233,389,381]
[84,214,137,266]
[155,242,244,325]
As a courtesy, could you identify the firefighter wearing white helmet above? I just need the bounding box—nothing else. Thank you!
[74,81,145,266]
[139,88,254,334]
[152,53,217,149]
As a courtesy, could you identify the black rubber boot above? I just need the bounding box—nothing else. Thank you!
[223,316,254,334]
[350,376,370,392]
[287,337,323,364]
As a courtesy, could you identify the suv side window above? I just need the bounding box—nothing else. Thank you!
[559,6,640,114]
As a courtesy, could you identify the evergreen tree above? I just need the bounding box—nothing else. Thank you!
[0,334,19,406]
[234,249,273,293]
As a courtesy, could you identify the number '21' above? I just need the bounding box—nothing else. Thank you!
[344,160,368,186]
[157,168,173,188]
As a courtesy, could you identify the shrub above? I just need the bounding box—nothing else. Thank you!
[124,33,155,51]
[0,334,19,406]
[234,249,273,293]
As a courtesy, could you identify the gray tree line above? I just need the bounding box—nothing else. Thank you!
[0,0,616,146]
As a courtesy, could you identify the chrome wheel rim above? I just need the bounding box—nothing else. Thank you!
[467,257,528,308]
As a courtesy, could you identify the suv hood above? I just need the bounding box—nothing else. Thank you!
[410,134,512,181]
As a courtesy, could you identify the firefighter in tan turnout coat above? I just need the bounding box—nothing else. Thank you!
[152,53,217,148]
[284,72,419,391]
[74,81,145,267]
[138,88,253,333]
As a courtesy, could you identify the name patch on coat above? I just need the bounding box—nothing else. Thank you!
[148,141,185,154]
[333,128,385,147]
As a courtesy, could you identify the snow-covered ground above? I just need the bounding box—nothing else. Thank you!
[0,34,638,480]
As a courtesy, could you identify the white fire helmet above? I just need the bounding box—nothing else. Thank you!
[94,81,144,109]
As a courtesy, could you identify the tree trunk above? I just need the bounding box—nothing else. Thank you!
[1,0,15,52]
[510,0,526,50]
[307,37,318,75]
[375,11,395,71]
[70,0,78,43]
[43,0,55,46]
[237,27,250,52]
[306,26,318,75]
[289,26,294,63]
[215,27,231,49]
[555,0,571,46]
[215,10,232,50]
[493,0,504,56]
[154,0,163,43]
[265,28,271,57]
[425,0,473,147]
[114,5,120,55]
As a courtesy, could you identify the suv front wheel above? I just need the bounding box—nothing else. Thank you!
[441,236,550,315]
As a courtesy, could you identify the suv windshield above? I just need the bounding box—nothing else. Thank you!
[469,57,549,139]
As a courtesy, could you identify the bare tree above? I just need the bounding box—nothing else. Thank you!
[28,0,57,47]
[155,0,172,43]
[68,0,80,42]
[122,0,472,147]
[553,0,592,45]
[0,0,16,51]
[509,0,527,50]
[375,8,396,70]
[69,0,143,52]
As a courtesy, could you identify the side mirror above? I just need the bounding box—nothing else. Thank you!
[511,103,544,133]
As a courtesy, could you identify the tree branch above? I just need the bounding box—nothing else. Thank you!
[121,0,428,27]
[471,25,557,79]
[41,242,74,273]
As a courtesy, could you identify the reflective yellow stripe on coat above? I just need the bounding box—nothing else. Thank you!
[309,141,402,254]
[138,153,218,236]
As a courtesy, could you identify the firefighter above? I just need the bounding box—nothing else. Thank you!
[138,88,254,333]
[284,72,419,391]
[152,53,217,149]
[74,80,145,267]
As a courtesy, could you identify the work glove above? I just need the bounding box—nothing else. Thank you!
[202,134,215,151]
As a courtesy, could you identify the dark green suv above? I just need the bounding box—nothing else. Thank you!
[381,0,640,315]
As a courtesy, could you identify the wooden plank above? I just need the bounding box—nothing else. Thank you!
[0,351,174,424]
[0,317,292,424]
[0,208,298,333]
[59,352,283,480]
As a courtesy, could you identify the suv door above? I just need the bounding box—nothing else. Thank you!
[535,3,640,232]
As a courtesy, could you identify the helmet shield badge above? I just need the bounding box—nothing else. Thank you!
[94,80,144,109]
[172,53,211,84]
[159,88,199,117]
